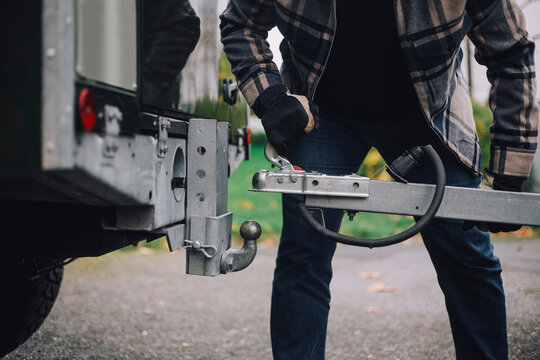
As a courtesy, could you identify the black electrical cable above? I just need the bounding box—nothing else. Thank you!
[63,258,78,266]
[297,145,446,248]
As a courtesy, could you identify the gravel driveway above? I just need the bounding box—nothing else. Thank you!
[5,238,539,360]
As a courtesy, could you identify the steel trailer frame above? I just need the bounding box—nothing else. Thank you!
[252,169,540,227]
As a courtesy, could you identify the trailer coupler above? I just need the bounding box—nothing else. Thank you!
[254,145,445,248]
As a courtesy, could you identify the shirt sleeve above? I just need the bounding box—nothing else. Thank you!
[466,0,538,179]
[220,0,284,107]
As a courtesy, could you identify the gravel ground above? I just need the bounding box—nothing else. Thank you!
[4,238,539,360]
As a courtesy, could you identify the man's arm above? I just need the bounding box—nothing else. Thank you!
[466,0,538,181]
[464,0,537,232]
[220,0,318,157]
[219,0,282,107]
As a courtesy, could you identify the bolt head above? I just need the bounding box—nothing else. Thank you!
[45,142,55,153]
[46,47,56,58]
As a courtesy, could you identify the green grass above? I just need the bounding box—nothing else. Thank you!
[228,144,284,237]
[228,143,415,240]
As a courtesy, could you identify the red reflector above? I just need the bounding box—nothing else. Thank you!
[78,88,96,131]
[246,127,251,144]
[293,165,303,171]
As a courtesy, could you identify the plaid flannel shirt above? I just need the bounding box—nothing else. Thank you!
[220,0,538,178]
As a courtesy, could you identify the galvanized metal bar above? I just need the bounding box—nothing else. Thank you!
[307,181,540,226]
[42,0,76,170]
[185,119,231,275]
[251,171,540,226]
[187,213,233,276]
[252,170,370,198]
[216,121,230,215]
[186,119,220,219]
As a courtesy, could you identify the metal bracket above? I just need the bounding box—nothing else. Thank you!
[149,222,185,252]
[102,105,123,158]
[157,117,171,158]
[229,127,250,175]
[186,213,233,276]
[185,119,231,276]
[222,77,239,106]
[252,170,370,198]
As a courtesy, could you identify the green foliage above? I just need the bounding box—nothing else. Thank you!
[217,52,248,143]
[250,131,267,145]
[228,144,283,237]
[472,101,493,171]
[193,52,248,143]
[357,147,392,181]
[193,96,216,119]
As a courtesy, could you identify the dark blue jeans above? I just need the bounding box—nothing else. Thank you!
[270,114,507,359]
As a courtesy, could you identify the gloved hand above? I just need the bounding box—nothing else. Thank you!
[252,84,318,157]
[463,170,524,233]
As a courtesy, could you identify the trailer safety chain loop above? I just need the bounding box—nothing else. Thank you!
[298,145,446,248]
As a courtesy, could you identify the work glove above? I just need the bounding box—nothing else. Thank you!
[463,170,524,233]
[252,84,318,157]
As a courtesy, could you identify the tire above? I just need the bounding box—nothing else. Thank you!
[0,259,63,357]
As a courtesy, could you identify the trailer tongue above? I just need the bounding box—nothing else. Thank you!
[251,144,540,248]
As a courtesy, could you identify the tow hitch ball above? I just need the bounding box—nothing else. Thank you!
[220,220,261,274]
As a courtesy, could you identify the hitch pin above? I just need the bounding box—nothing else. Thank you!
[184,239,217,259]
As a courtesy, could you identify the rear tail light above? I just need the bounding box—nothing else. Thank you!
[78,88,96,131]
[245,127,251,160]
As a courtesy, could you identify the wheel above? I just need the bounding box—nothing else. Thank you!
[0,258,63,357]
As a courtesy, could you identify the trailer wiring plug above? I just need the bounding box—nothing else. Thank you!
[386,146,426,183]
